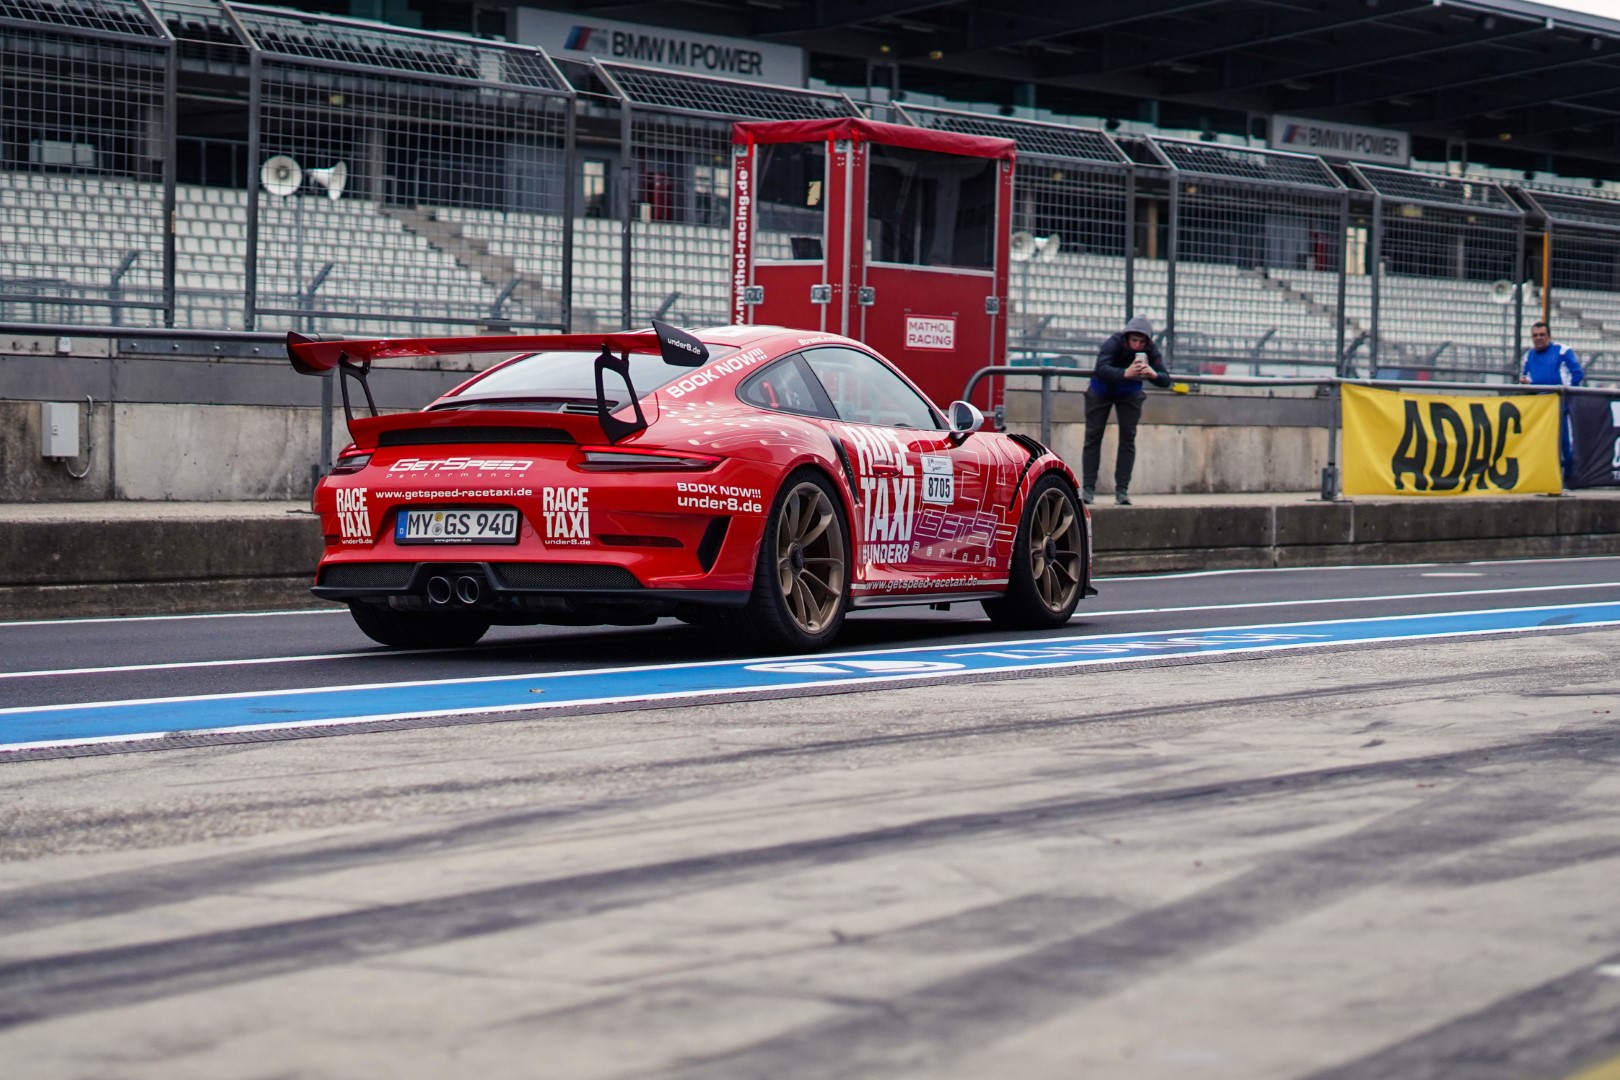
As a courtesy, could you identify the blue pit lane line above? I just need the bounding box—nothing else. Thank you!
[4,601,1620,753]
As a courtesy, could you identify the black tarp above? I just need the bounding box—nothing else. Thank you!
[1566,392,1620,489]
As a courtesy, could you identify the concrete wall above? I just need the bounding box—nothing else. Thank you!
[1005,386,1333,494]
[3,494,1617,619]
[0,399,331,501]
[0,335,478,501]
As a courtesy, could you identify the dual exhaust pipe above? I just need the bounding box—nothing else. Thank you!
[426,574,482,607]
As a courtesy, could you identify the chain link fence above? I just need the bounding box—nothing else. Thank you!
[596,61,859,333]
[0,0,173,326]
[4,0,1620,389]
[1352,165,1524,379]
[1148,137,1348,376]
[230,2,574,336]
[898,106,1133,358]
[1516,185,1620,379]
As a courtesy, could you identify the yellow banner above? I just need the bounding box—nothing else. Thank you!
[1341,384,1562,496]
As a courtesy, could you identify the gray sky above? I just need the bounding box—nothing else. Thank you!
[1542,0,1620,19]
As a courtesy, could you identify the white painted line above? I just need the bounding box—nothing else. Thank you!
[10,581,1620,681]
[0,650,402,681]
[1088,580,1620,617]
[1099,554,1620,582]
[6,598,1619,721]
[0,607,342,629]
[8,609,1620,755]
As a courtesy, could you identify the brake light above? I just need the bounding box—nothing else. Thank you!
[578,447,722,472]
[331,452,371,475]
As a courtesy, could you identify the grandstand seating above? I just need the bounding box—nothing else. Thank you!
[3,168,1618,376]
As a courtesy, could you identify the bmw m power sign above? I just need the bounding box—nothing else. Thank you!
[1268,114,1409,166]
[516,8,806,86]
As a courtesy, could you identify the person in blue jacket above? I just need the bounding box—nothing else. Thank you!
[1082,315,1173,506]
[1520,320,1583,475]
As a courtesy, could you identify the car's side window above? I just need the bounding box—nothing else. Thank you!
[802,347,941,430]
[738,356,832,417]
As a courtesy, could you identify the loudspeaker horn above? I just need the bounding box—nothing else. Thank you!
[1034,233,1062,262]
[308,161,348,201]
[260,154,302,197]
[1010,231,1036,262]
[1489,279,1515,305]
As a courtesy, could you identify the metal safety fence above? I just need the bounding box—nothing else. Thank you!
[899,105,1134,353]
[230,3,574,337]
[6,1,1620,386]
[0,0,173,327]
[1352,165,1524,380]
[1516,185,1620,379]
[597,61,859,332]
[1148,137,1348,377]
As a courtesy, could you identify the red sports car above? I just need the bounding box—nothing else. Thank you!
[288,322,1092,651]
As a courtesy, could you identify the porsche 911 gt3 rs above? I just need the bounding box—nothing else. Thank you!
[288,321,1093,651]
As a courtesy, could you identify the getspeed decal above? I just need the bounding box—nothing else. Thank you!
[334,487,371,544]
[388,457,534,476]
[541,487,589,544]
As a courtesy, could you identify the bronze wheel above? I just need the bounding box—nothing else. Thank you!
[982,474,1087,630]
[1027,485,1083,614]
[773,479,847,635]
[736,471,852,651]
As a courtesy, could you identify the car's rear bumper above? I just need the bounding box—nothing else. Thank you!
[312,559,749,616]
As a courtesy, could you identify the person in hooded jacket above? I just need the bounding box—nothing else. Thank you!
[1082,315,1172,506]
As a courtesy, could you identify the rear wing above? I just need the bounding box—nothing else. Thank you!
[287,321,710,444]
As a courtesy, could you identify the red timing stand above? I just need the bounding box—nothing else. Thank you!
[730,118,1015,410]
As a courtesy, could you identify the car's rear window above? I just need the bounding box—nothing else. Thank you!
[445,347,737,405]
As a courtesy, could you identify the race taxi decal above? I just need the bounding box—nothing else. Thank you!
[676,482,763,514]
[663,345,770,399]
[921,454,954,505]
[541,486,590,544]
[388,456,534,477]
[842,425,917,565]
[334,487,371,544]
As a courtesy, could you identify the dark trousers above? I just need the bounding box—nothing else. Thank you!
[1082,392,1144,490]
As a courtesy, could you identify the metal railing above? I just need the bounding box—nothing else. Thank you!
[965,363,1616,502]
[7,5,1620,379]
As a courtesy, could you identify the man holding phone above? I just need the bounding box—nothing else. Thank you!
[1082,315,1172,506]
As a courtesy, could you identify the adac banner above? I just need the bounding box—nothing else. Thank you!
[1567,392,1620,489]
[1341,384,1562,496]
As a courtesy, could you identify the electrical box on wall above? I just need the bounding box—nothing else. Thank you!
[41,402,80,459]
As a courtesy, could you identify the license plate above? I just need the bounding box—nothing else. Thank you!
[395,508,520,544]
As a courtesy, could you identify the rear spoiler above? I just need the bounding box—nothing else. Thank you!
[287,321,710,444]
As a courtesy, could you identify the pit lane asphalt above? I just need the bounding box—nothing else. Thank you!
[5,555,1620,709]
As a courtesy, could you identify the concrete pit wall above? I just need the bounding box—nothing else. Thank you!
[1004,384,1333,494]
[0,335,480,501]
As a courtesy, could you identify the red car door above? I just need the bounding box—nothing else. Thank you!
[801,346,1017,595]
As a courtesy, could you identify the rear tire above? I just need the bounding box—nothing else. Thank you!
[348,602,491,649]
[982,473,1086,630]
[735,470,850,652]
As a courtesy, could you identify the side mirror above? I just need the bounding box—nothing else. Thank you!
[946,400,984,439]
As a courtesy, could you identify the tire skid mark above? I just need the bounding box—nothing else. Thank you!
[0,664,1600,938]
[0,729,1615,1033]
[1300,947,1620,1080]
[654,764,1608,1080]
